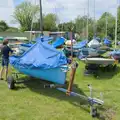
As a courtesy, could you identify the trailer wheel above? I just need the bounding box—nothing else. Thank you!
[106,65,113,72]
[7,76,15,89]
[92,108,98,117]
[113,65,117,70]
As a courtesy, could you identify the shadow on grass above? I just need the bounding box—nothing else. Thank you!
[96,66,120,80]
[84,66,120,80]
[13,76,106,119]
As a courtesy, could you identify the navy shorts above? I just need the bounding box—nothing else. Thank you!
[1,58,9,67]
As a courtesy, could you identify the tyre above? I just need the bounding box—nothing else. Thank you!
[113,65,117,70]
[7,76,15,89]
[92,108,98,117]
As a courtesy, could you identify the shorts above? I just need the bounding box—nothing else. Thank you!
[1,58,9,67]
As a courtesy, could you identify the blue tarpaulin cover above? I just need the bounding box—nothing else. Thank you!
[10,38,67,69]
[20,43,33,47]
[36,36,53,42]
[52,37,65,48]
[73,40,88,49]
[109,50,120,55]
[104,38,111,45]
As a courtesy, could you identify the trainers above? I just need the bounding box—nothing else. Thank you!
[0,78,4,80]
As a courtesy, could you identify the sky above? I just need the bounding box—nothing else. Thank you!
[0,0,119,27]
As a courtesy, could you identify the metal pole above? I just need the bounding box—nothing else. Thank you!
[39,0,43,36]
[70,31,73,61]
[83,8,85,39]
[106,12,108,38]
[93,0,96,38]
[115,0,118,49]
[87,0,89,40]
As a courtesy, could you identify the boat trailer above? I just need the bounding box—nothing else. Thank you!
[7,62,104,117]
[44,62,104,117]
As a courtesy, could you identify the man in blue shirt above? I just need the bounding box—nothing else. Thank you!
[0,39,13,80]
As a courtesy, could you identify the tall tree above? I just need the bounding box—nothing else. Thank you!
[33,13,57,31]
[97,12,115,40]
[74,16,94,40]
[13,1,39,31]
[117,6,120,41]
[0,20,9,31]
[43,13,57,31]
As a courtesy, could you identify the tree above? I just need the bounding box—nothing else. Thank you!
[43,13,57,31]
[32,13,57,31]
[75,16,87,34]
[6,27,19,32]
[58,21,75,32]
[117,6,120,41]
[74,16,94,40]
[13,1,39,31]
[0,20,9,31]
[97,12,115,40]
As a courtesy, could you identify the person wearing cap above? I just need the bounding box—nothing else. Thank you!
[0,39,13,80]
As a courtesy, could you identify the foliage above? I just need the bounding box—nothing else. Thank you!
[0,20,9,32]
[43,13,57,31]
[13,1,39,31]
[6,27,19,32]
[97,12,115,40]
[117,6,120,41]
[12,1,120,41]
[32,14,58,31]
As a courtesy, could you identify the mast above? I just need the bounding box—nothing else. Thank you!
[93,0,96,38]
[83,8,85,39]
[87,0,89,40]
[115,0,118,49]
[39,0,43,36]
[106,12,108,38]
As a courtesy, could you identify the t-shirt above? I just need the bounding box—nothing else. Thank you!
[1,45,13,59]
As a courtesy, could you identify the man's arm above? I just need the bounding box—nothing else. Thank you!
[9,46,13,52]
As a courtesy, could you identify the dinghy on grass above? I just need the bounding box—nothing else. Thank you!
[9,37,68,85]
[81,57,115,65]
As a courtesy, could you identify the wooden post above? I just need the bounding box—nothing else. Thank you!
[66,62,78,96]
[70,31,73,61]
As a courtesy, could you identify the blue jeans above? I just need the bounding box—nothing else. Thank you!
[1,58,9,67]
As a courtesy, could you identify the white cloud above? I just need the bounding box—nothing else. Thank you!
[0,0,15,26]
[27,0,118,23]
[0,0,119,27]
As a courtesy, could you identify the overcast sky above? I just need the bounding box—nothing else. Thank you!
[0,0,119,27]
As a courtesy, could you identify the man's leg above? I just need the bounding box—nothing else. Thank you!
[0,67,4,80]
[0,58,5,80]
[5,66,8,81]
[4,59,9,81]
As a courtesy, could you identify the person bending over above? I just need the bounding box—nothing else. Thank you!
[0,40,13,80]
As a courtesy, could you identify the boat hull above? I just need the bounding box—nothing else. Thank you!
[13,65,67,85]
[81,58,115,65]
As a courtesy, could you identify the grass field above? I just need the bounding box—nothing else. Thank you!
[0,60,120,120]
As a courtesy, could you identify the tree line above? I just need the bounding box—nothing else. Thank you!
[0,1,120,41]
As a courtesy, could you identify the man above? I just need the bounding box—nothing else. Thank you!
[0,39,13,80]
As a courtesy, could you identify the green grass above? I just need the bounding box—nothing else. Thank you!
[0,61,120,120]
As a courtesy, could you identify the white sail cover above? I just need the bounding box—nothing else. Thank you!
[88,39,100,48]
